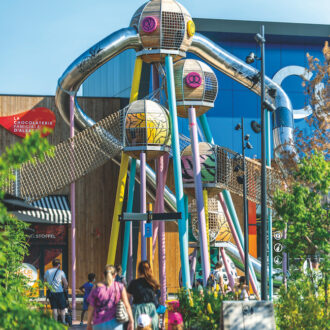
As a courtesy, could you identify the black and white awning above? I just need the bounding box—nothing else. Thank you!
[13,195,71,225]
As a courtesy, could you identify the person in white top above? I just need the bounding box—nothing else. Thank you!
[44,258,68,323]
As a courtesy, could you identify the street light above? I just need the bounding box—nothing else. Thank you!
[235,117,253,288]
[245,25,268,300]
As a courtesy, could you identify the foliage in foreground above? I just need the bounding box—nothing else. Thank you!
[176,286,231,329]
[273,152,329,274]
[275,279,329,330]
[0,131,65,329]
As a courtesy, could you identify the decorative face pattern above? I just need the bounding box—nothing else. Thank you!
[185,71,202,88]
[141,16,158,33]
[182,153,216,184]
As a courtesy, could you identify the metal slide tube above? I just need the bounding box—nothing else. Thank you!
[165,55,191,288]
[189,33,296,166]
[56,28,141,130]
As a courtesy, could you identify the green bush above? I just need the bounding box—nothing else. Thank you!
[0,131,65,329]
[177,286,228,329]
[275,278,329,329]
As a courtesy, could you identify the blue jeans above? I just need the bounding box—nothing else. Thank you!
[93,318,123,330]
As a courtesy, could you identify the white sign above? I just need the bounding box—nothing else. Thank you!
[19,263,38,286]
[274,243,283,253]
[273,231,282,240]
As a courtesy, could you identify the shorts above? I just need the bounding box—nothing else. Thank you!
[83,298,89,311]
[49,292,66,310]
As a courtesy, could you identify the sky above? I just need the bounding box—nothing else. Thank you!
[0,0,329,95]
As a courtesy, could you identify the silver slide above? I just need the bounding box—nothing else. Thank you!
[54,25,294,281]
[224,242,282,287]
[55,27,295,211]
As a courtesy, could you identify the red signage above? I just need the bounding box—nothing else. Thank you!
[0,107,56,138]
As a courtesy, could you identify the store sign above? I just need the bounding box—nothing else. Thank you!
[0,107,56,138]
[28,224,67,245]
[19,263,38,286]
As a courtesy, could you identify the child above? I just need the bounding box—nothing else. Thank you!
[235,276,249,301]
[79,273,95,325]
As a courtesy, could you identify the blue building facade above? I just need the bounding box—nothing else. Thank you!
[83,19,329,159]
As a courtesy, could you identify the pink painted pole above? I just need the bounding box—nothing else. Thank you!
[69,95,76,320]
[188,106,210,286]
[218,193,260,299]
[140,152,147,260]
[220,247,235,291]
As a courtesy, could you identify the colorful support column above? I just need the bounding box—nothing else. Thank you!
[203,189,211,260]
[199,114,214,144]
[188,106,210,286]
[220,247,235,291]
[165,55,191,288]
[122,159,136,276]
[147,203,153,267]
[69,95,76,320]
[107,57,142,265]
[219,193,260,299]
[140,151,147,261]
[266,109,273,300]
[155,154,169,305]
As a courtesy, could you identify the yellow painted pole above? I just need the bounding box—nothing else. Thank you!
[107,57,143,264]
[147,203,153,269]
[203,189,210,261]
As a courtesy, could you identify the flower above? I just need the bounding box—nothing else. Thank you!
[207,303,213,314]
[216,284,220,292]
[189,297,194,307]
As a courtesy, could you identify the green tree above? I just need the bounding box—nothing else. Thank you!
[0,131,65,329]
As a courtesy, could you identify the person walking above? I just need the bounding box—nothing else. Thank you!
[87,265,134,330]
[127,261,160,330]
[115,265,127,287]
[44,258,68,324]
[79,273,96,326]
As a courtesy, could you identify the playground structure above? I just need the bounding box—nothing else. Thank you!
[7,0,296,314]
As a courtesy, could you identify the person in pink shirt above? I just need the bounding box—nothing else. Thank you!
[87,265,134,330]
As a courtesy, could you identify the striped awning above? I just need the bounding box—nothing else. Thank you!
[15,195,71,225]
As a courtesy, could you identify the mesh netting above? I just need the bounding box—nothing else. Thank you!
[161,12,185,50]
[215,146,283,207]
[190,196,232,243]
[10,109,124,200]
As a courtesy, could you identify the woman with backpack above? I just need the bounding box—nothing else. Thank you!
[87,265,134,330]
[127,260,160,330]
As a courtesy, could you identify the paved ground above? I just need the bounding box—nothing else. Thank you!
[69,320,87,329]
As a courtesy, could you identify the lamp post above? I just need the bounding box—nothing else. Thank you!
[235,117,253,288]
[246,25,268,300]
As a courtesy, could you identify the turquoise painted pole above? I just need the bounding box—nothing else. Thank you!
[184,194,189,237]
[165,55,191,288]
[199,114,214,144]
[266,110,273,300]
[121,158,136,276]
[199,113,260,293]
